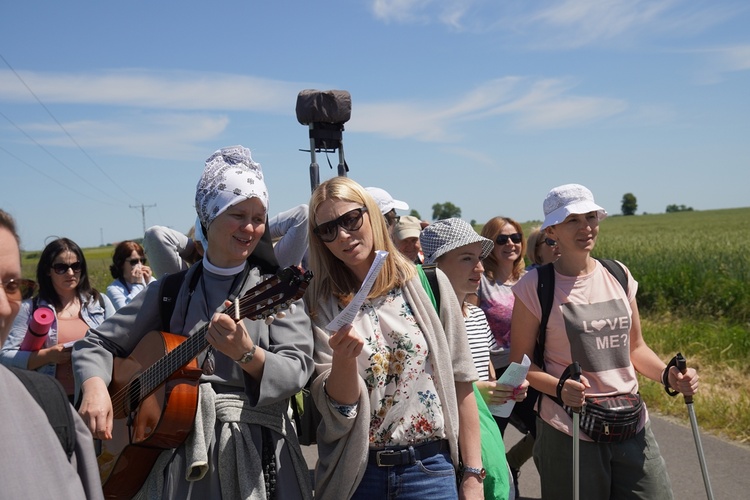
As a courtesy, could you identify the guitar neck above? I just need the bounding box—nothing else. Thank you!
[117,266,312,411]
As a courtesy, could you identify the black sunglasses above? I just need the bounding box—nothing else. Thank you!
[496,233,523,245]
[0,278,37,301]
[52,262,83,275]
[313,207,368,243]
[384,211,400,227]
[537,237,557,248]
[127,258,147,266]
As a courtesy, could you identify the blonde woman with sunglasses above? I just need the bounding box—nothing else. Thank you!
[305,177,484,500]
[0,237,114,400]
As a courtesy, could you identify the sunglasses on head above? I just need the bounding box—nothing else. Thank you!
[127,258,147,266]
[52,262,82,275]
[0,278,37,301]
[313,207,368,243]
[496,233,523,245]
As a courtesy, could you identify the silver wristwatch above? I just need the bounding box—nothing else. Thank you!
[236,345,257,364]
[463,466,487,480]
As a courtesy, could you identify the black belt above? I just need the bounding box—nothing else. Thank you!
[369,439,448,467]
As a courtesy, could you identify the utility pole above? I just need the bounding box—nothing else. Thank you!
[130,203,156,236]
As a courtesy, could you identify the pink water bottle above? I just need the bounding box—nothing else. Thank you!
[20,306,55,351]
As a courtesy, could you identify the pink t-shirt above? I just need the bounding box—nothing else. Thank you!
[513,260,649,439]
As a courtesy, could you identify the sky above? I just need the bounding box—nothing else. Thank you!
[1,0,748,251]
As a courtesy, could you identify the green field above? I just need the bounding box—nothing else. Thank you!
[21,207,750,442]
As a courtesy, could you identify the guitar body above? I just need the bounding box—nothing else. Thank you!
[98,330,203,499]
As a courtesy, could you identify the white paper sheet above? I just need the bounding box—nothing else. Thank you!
[488,354,531,418]
[325,250,389,332]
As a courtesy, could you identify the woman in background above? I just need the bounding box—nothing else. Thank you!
[473,216,538,498]
[106,240,155,310]
[525,226,561,269]
[1,237,114,399]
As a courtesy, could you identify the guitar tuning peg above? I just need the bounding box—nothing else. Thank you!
[264,315,275,326]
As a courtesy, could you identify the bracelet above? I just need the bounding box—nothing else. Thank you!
[662,356,679,397]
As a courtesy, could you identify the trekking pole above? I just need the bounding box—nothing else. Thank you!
[675,353,715,500]
[570,361,582,500]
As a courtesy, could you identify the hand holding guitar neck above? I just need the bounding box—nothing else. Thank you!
[206,299,257,367]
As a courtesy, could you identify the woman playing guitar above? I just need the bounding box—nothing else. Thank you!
[73,146,315,499]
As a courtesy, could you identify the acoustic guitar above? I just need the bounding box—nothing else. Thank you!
[97,266,313,499]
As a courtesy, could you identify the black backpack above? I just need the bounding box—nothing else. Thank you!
[9,367,76,459]
[533,259,628,371]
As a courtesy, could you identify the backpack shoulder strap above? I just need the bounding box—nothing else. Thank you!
[159,262,204,332]
[419,263,441,313]
[596,258,629,295]
[534,263,555,370]
[9,367,76,459]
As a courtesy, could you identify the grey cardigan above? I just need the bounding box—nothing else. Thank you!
[310,270,478,500]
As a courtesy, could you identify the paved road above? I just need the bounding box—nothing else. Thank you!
[301,412,750,499]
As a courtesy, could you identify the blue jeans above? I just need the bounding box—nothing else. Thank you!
[352,449,458,500]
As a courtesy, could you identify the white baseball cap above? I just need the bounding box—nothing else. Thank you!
[365,187,409,215]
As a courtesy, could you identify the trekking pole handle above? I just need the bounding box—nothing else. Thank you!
[571,361,582,413]
[675,352,693,404]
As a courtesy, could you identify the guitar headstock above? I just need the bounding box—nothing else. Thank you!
[229,266,313,321]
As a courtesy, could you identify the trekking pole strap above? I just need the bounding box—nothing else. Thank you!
[663,354,680,397]
[557,362,582,411]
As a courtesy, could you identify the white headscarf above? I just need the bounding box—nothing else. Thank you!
[195,145,269,231]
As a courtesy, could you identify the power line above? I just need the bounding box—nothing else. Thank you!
[0,52,138,202]
[0,144,118,207]
[0,110,128,204]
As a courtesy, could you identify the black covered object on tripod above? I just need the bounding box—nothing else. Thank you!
[296,89,351,192]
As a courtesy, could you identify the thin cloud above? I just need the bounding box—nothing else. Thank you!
[483,78,628,129]
[0,69,313,113]
[687,44,750,84]
[368,0,743,48]
[22,112,229,160]
[1,68,630,155]
[352,77,628,139]
[371,0,434,23]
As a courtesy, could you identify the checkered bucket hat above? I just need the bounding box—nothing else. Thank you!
[420,218,494,265]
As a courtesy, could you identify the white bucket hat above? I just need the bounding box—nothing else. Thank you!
[365,186,409,215]
[420,218,494,265]
[541,184,607,230]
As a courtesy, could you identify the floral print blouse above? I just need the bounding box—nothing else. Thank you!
[353,287,445,447]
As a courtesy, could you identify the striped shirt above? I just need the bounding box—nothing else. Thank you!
[464,303,499,381]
